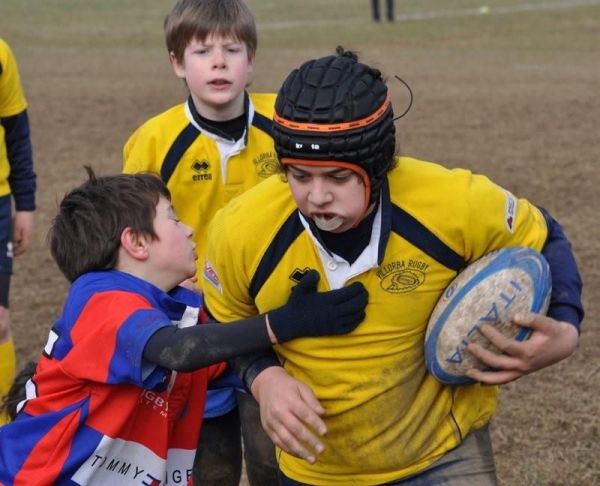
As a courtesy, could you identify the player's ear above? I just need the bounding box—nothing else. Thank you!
[247,48,254,71]
[120,227,149,261]
[244,53,254,89]
[169,51,185,79]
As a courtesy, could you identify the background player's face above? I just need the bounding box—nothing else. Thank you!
[287,164,366,233]
[170,33,253,121]
[146,196,197,290]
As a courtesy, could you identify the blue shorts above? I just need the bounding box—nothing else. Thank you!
[0,196,13,275]
[0,196,13,308]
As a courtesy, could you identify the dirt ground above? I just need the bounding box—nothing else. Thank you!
[2,0,599,484]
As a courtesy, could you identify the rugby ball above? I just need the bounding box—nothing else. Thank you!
[424,247,551,385]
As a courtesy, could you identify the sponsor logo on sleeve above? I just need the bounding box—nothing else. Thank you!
[504,190,517,233]
[203,260,222,293]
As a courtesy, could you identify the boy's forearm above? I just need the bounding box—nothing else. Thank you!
[143,315,273,371]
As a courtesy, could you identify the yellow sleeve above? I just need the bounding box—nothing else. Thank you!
[202,206,258,322]
[0,39,28,117]
[392,159,548,264]
[0,338,16,425]
[460,170,548,261]
[122,124,161,175]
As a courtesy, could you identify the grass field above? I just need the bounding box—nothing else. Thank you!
[1,0,599,484]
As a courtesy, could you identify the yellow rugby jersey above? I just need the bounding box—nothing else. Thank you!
[0,39,28,198]
[123,92,278,283]
[203,157,548,485]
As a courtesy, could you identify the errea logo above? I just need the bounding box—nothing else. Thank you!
[191,159,212,181]
[289,267,313,284]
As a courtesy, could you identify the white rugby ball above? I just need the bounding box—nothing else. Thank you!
[424,247,551,385]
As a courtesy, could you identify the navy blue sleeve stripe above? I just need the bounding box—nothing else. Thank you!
[391,205,465,272]
[249,210,305,299]
[251,112,273,137]
[538,206,584,328]
[2,110,36,210]
[160,124,200,184]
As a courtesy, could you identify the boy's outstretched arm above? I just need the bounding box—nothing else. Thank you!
[143,271,367,371]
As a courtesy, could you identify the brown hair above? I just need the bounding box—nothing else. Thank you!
[0,360,37,422]
[48,167,170,282]
[165,0,257,63]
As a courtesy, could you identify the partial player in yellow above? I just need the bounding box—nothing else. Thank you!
[203,47,584,485]
[0,38,37,425]
[122,0,278,484]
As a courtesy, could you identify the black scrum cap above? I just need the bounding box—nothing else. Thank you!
[272,48,396,202]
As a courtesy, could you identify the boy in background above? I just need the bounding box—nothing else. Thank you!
[0,38,37,425]
[122,1,279,483]
[0,169,367,484]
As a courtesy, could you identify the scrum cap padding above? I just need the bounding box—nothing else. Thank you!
[272,53,395,197]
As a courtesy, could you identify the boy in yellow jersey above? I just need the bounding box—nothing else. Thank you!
[203,48,584,485]
[0,38,36,425]
[122,1,279,484]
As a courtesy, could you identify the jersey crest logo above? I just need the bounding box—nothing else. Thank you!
[203,260,222,293]
[504,190,517,233]
[253,151,279,178]
[289,267,314,283]
[377,259,428,294]
[191,159,212,181]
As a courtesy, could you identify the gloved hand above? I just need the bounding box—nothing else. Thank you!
[268,270,368,343]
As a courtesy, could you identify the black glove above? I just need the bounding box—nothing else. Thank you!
[268,270,368,343]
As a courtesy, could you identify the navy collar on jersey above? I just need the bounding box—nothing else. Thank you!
[186,92,250,143]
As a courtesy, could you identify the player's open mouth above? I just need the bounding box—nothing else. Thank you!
[209,79,231,87]
[313,212,335,220]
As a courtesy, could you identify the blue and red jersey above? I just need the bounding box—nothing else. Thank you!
[0,270,224,485]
